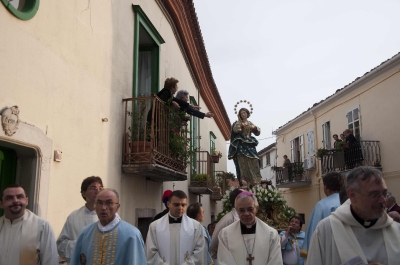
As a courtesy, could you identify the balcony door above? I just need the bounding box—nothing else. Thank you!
[291,135,304,163]
[133,6,165,97]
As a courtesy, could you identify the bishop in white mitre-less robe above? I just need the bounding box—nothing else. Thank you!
[57,206,98,262]
[0,209,58,265]
[146,213,206,265]
[217,217,282,265]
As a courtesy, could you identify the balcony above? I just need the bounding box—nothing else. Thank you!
[122,95,189,182]
[321,141,382,175]
[275,162,312,188]
[188,151,213,195]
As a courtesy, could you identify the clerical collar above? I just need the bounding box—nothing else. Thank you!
[97,213,121,232]
[168,214,182,224]
[240,222,256,234]
[350,205,378,228]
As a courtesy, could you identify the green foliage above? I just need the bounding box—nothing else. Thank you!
[316,148,328,159]
[214,172,236,189]
[193,174,211,182]
[293,163,304,175]
[217,185,296,222]
[279,205,298,222]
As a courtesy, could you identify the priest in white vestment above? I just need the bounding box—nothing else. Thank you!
[57,176,103,263]
[70,189,146,265]
[209,188,243,261]
[146,190,206,265]
[300,172,344,259]
[0,184,58,265]
[218,191,282,265]
[307,166,400,265]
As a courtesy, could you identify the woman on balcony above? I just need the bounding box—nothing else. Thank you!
[228,107,262,188]
[343,129,363,169]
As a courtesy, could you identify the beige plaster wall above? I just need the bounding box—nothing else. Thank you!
[0,0,227,236]
[275,65,400,228]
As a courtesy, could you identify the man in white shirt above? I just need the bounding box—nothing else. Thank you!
[0,184,58,265]
[57,176,103,263]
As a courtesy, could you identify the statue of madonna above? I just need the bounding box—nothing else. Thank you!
[228,107,262,188]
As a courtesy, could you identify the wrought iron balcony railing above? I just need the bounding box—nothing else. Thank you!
[274,162,311,187]
[122,95,190,180]
[321,141,381,174]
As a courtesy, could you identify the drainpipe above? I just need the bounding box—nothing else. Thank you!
[309,110,322,200]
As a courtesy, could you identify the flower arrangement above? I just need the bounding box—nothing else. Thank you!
[217,185,296,221]
[212,150,223,158]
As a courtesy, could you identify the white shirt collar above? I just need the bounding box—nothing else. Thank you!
[97,213,121,232]
[84,206,96,214]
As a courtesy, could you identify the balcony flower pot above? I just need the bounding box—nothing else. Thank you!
[211,155,220,163]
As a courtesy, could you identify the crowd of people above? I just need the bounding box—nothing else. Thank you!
[1,166,399,264]
[332,129,364,169]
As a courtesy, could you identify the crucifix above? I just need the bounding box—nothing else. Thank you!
[247,253,254,265]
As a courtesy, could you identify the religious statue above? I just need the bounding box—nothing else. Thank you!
[228,101,262,188]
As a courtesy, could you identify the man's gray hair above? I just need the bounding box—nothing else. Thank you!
[97,188,120,202]
[234,192,259,208]
[176,90,189,100]
[387,192,396,202]
[346,166,383,190]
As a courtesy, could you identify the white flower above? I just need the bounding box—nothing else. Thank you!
[265,197,268,202]
[270,198,274,202]
[268,193,272,197]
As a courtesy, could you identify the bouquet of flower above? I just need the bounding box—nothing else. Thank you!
[250,185,286,209]
[279,205,298,222]
[212,150,223,158]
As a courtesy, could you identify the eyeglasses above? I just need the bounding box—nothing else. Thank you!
[88,186,103,191]
[95,201,119,207]
[354,189,389,200]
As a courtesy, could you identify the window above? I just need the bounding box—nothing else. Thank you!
[290,135,304,162]
[347,108,361,140]
[133,5,165,96]
[266,152,271,166]
[190,97,199,176]
[307,129,315,156]
[210,132,216,154]
[260,156,264,168]
[1,0,39,20]
[322,121,331,149]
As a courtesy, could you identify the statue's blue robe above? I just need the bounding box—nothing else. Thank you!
[71,220,146,265]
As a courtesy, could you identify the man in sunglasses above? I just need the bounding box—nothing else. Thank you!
[307,166,400,265]
[146,190,206,265]
[57,176,103,263]
[71,188,146,264]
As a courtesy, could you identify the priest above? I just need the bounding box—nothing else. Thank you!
[300,171,344,259]
[146,190,206,265]
[217,191,282,265]
[57,176,103,263]
[70,188,146,265]
[0,184,58,265]
[307,166,400,265]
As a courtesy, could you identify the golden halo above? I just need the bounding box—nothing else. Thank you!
[234,100,253,115]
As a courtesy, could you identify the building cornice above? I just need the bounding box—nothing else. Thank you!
[157,0,231,140]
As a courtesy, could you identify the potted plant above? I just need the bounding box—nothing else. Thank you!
[190,174,211,187]
[211,150,222,163]
[316,148,328,159]
[293,163,304,180]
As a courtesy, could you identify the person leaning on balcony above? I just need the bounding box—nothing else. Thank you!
[332,134,342,149]
[175,90,214,119]
[343,129,363,169]
[300,171,344,260]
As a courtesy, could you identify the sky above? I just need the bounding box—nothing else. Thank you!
[193,0,400,174]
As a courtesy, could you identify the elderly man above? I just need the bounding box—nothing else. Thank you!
[300,171,344,259]
[0,184,58,265]
[175,90,214,119]
[187,202,213,265]
[209,188,243,261]
[57,176,103,263]
[217,191,282,265]
[279,216,305,265]
[146,190,206,265]
[307,166,400,264]
[70,189,146,264]
[386,192,400,215]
